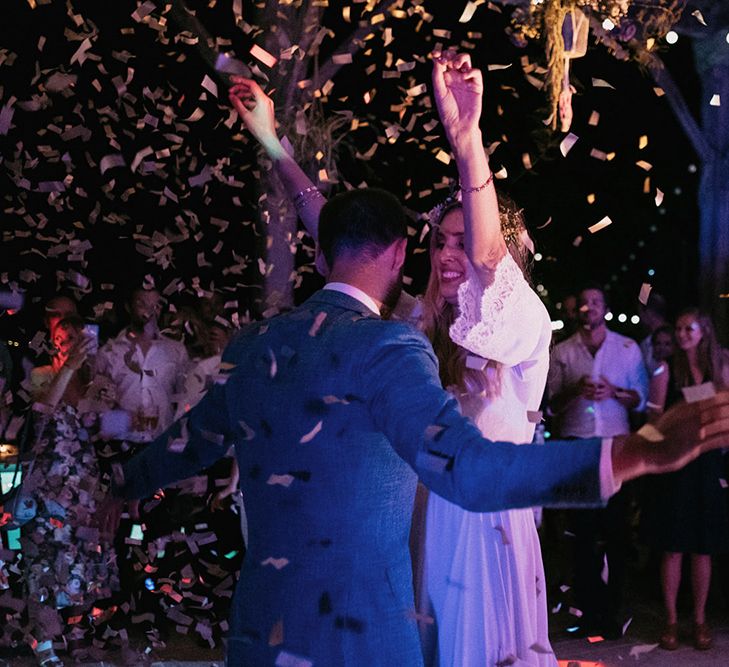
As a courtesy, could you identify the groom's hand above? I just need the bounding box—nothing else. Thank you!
[611,391,729,487]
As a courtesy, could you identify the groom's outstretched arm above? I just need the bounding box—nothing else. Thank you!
[364,323,605,512]
[364,324,729,511]
[120,378,234,500]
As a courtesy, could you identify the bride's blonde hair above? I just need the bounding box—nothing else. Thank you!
[421,192,532,397]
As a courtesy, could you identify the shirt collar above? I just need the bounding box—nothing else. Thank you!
[323,282,381,316]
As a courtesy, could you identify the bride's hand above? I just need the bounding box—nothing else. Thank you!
[431,50,483,153]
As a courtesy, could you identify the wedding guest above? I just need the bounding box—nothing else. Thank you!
[43,296,79,337]
[23,316,119,665]
[96,286,188,446]
[94,285,188,647]
[650,324,675,366]
[20,294,79,388]
[639,292,669,375]
[643,308,729,651]
[548,284,648,637]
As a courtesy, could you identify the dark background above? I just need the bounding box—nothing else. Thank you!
[0,0,702,353]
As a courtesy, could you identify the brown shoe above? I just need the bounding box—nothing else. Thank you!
[659,623,679,650]
[694,622,712,650]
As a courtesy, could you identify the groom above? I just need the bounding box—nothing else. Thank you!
[120,188,729,666]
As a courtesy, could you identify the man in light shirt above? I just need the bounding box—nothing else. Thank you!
[95,285,188,644]
[548,284,648,638]
[96,286,188,446]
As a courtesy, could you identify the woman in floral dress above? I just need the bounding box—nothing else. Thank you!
[23,315,119,666]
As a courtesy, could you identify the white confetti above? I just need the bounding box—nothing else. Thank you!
[458,1,481,23]
[691,9,707,26]
[681,382,716,403]
[261,557,289,570]
[559,133,578,157]
[638,283,652,305]
[629,643,659,658]
[592,77,615,89]
[588,216,612,234]
[267,474,295,487]
[299,420,323,444]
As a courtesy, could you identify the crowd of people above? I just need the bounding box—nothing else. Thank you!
[0,290,243,664]
[0,50,727,667]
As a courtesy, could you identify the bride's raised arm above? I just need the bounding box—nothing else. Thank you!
[228,77,325,246]
[432,51,506,285]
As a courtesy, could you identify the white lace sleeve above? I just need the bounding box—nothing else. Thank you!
[449,253,546,367]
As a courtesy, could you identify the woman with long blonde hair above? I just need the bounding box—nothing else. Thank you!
[644,307,729,651]
[229,50,555,666]
[416,184,553,666]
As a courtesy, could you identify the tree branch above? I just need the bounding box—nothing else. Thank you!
[646,52,710,159]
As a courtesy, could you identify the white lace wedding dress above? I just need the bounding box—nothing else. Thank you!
[424,253,556,667]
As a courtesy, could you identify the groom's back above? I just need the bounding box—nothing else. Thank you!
[223,290,424,666]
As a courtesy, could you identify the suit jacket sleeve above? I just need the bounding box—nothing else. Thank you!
[363,324,605,511]
[121,369,234,500]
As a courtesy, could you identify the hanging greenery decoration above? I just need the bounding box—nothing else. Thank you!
[509,0,687,130]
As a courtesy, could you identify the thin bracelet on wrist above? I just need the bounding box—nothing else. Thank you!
[460,171,494,194]
[293,186,324,211]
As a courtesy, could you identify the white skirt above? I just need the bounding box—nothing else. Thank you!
[423,493,556,667]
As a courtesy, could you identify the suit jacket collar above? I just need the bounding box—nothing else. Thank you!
[306,289,381,319]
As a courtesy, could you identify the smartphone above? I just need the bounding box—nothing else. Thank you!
[83,323,99,353]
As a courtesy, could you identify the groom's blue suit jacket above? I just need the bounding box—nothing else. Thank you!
[123,289,604,666]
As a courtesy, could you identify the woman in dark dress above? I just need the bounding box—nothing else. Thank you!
[23,316,119,666]
[645,308,729,652]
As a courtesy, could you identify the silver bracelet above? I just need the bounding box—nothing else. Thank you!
[294,187,324,211]
[293,186,321,203]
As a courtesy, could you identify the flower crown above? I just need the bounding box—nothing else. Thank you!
[427,184,527,249]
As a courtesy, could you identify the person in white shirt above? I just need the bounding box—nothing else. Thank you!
[96,287,188,445]
[94,286,188,647]
[548,284,648,638]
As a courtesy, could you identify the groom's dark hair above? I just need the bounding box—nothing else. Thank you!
[318,188,407,267]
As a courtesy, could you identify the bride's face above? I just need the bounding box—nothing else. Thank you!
[432,208,467,305]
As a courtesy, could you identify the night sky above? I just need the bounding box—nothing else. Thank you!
[0,0,704,352]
